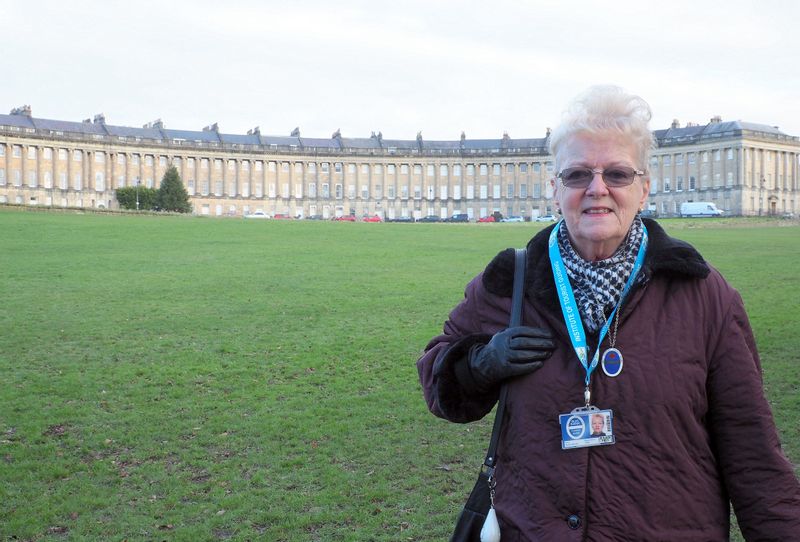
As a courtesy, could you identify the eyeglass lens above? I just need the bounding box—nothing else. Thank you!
[561,167,638,187]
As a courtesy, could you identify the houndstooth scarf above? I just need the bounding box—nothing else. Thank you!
[558,217,644,333]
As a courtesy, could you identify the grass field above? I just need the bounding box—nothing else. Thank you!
[1,208,797,541]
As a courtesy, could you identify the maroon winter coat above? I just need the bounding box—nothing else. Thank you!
[417,219,800,541]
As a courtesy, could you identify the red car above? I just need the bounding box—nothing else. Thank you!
[273,213,293,220]
[362,215,382,222]
[333,215,356,221]
[477,215,496,222]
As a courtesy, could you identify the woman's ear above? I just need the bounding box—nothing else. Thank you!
[639,177,651,206]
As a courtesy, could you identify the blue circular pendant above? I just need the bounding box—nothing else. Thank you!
[601,348,624,377]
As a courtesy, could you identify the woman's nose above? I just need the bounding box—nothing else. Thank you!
[585,171,609,195]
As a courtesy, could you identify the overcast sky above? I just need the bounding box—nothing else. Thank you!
[2,0,798,140]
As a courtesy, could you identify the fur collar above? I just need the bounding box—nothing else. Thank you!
[482,219,710,307]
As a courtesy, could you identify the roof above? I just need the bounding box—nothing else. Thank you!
[1,111,795,154]
[106,125,163,139]
[219,133,260,146]
[162,128,219,142]
[654,120,791,144]
[260,135,301,147]
[296,137,339,149]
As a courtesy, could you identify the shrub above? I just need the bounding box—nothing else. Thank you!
[115,186,158,210]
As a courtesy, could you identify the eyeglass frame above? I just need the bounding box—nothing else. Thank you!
[556,166,646,188]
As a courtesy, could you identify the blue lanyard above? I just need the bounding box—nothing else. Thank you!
[548,221,648,390]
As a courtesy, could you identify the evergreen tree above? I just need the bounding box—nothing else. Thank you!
[156,166,192,213]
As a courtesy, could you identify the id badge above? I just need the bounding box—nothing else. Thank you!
[559,406,615,450]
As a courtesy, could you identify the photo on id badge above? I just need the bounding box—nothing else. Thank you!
[560,409,615,449]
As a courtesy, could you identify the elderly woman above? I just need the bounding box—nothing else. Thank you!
[417,86,800,540]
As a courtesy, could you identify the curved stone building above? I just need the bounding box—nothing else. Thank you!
[1,106,797,218]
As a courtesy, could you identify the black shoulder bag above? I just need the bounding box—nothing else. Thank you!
[450,248,526,542]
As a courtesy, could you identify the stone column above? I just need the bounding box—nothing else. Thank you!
[124,153,131,187]
[221,158,227,196]
[20,144,27,188]
[111,151,117,191]
[67,148,73,191]
[49,147,56,190]
[3,143,9,186]
[105,150,111,195]
[232,159,238,197]
[36,145,43,189]
[88,150,95,192]
[179,155,187,192]
[82,151,95,193]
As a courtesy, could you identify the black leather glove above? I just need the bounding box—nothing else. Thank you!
[463,326,555,393]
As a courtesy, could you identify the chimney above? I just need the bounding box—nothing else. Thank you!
[709,115,722,124]
[10,105,32,116]
[671,119,680,129]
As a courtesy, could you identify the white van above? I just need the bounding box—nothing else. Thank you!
[680,202,723,217]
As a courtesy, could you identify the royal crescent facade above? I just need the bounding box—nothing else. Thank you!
[1,107,798,219]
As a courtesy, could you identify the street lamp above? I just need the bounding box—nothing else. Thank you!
[135,178,141,210]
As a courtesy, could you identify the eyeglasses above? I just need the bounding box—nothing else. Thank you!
[557,166,645,188]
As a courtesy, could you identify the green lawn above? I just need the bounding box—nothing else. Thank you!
[0,208,797,541]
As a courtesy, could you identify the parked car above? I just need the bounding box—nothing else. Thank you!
[387,216,414,223]
[273,213,293,219]
[444,213,470,223]
[362,215,382,222]
[333,215,356,221]
[477,215,496,223]
[534,214,558,222]
[416,215,441,223]
[680,202,723,217]
[305,214,324,220]
[244,210,271,219]
[500,216,524,222]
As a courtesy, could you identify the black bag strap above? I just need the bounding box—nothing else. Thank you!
[483,247,526,472]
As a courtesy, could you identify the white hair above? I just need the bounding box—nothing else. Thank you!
[548,85,655,172]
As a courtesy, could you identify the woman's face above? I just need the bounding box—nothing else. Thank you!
[552,132,650,261]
